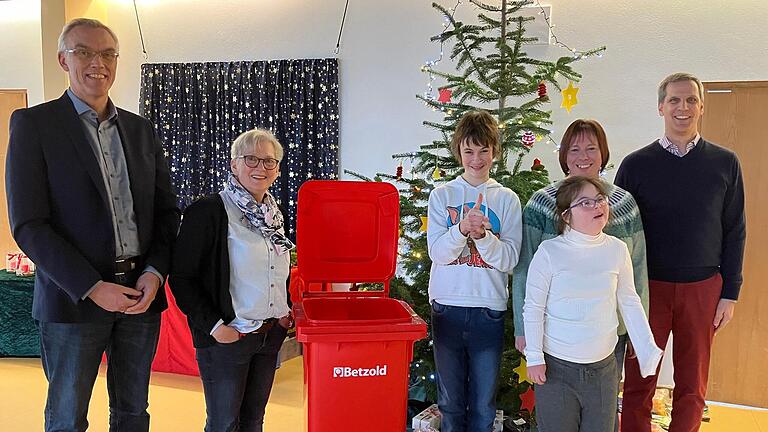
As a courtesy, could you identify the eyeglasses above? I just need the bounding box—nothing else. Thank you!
[563,195,608,214]
[236,155,279,170]
[64,48,120,64]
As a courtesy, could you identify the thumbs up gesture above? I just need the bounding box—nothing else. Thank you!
[459,193,491,239]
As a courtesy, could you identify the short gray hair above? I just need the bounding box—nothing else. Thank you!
[230,128,284,161]
[58,18,119,52]
[658,72,703,105]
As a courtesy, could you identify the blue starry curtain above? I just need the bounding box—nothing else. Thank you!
[139,59,339,238]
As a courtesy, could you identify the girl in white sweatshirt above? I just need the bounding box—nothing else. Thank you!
[427,111,522,432]
[523,176,662,432]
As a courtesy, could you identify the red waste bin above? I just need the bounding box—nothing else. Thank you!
[292,180,427,432]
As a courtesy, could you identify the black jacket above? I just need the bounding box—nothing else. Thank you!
[6,93,180,322]
[169,194,291,348]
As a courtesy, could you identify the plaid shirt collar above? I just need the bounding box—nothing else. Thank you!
[659,133,700,157]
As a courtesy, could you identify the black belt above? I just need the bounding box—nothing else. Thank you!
[115,257,141,275]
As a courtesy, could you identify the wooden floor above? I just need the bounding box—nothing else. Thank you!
[0,357,303,431]
[1,356,766,431]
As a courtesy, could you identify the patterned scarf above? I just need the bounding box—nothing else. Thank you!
[223,174,295,255]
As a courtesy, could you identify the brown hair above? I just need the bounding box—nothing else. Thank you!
[558,119,610,175]
[555,176,610,234]
[658,72,703,105]
[449,110,501,163]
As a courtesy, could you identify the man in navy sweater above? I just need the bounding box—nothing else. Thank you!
[616,73,746,432]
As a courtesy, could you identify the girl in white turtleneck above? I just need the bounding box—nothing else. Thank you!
[523,176,662,432]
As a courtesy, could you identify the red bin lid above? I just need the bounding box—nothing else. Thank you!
[295,180,399,296]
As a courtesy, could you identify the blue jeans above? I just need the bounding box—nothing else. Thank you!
[37,312,161,432]
[431,302,505,432]
[196,323,288,432]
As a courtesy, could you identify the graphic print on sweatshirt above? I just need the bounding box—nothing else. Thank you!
[446,201,501,269]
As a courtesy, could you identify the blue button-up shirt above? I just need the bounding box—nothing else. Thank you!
[67,89,141,260]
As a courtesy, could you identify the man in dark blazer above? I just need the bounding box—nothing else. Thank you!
[5,18,179,432]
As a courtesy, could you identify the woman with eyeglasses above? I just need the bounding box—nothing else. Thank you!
[511,119,651,430]
[522,176,662,432]
[170,128,294,432]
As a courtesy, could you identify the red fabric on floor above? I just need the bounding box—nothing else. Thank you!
[151,282,199,376]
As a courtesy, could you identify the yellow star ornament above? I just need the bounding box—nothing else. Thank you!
[432,166,442,180]
[514,357,532,384]
[420,216,428,232]
[561,81,579,113]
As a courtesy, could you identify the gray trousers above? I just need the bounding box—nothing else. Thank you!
[535,353,618,432]
[613,334,628,432]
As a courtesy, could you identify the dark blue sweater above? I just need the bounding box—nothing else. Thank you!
[615,139,746,300]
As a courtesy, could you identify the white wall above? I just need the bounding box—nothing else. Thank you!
[103,1,768,387]
[9,0,766,387]
[102,2,768,387]
[5,1,768,181]
[0,0,45,106]
[105,0,447,181]
[102,0,768,184]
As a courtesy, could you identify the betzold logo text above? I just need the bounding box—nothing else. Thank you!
[332,365,388,378]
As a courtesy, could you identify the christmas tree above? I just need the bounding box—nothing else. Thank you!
[347,0,604,421]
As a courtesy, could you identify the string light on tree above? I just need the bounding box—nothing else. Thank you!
[532,0,606,60]
[421,0,463,102]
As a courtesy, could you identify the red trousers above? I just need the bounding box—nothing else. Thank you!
[621,273,722,432]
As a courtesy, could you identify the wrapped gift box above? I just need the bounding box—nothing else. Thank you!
[412,404,504,431]
[412,404,441,431]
